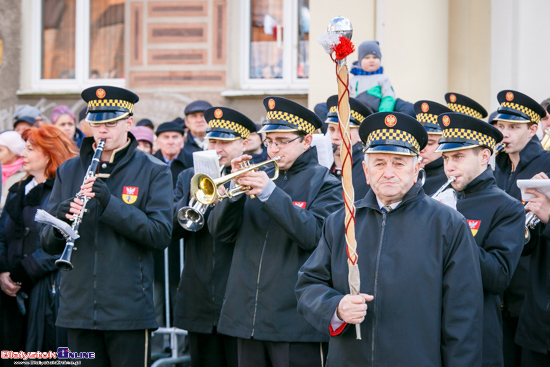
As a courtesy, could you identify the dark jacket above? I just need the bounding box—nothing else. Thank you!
[182,133,205,168]
[208,147,343,342]
[41,136,173,330]
[422,156,448,196]
[0,176,66,350]
[173,167,235,333]
[516,186,550,354]
[295,181,483,366]
[154,149,189,188]
[494,136,550,317]
[456,168,525,366]
[153,148,188,284]
[330,142,370,200]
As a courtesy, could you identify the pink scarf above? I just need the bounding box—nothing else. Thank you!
[2,158,24,184]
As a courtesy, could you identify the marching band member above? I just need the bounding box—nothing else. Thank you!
[296,112,483,366]
[325,95,373,199]
[208,97,342,367]
[437,112,525,366]
[413,100,452,195]
[490,90,550,367]
[445,92,488,120]
[173,107,257,367]
[41,86,173,367]
[516,171,550,366]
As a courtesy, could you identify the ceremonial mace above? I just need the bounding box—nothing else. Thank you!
[319,17,361,339]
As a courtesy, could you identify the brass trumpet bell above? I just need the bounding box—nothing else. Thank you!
[177,198,208,232]
[191,157,281,205]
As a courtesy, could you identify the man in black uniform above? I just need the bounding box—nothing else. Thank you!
[325,95,372,200]
[41,86,173,367]
[413,100,452,195]
[173,107,257,367]
[295,112,483,366]
[182,100,212,166]
[436,112,525,366]
[490,90,550,367]
[208,97,342,367]
[516,171,550,366]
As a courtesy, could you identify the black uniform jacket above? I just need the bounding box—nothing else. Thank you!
[456,168,525,366]
[182,133,204,168]
[330,142,370,201]
[172,167,235,333]
[422,156,448,196]
[295,181,483,366]
[515,208,550,354]
[41,136,173,330]
[495,136,550,317]
[208,147,343,342]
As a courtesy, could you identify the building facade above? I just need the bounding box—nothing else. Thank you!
[0,0,549,131]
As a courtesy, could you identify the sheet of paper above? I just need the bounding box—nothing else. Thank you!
[311,133,334,169]
[517,179,550,201]
[193,150,220,178]
[431,189,457,210]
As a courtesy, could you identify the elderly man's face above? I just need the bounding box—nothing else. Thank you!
[363,153,420,205]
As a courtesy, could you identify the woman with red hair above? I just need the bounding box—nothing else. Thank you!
[0,125,77,355]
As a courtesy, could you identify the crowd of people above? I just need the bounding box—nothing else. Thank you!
[0,42,549,367]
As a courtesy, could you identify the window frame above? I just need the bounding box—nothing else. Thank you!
[30,0,125,92]
[239,0,309,91]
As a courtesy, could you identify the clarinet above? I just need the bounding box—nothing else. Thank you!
[55,139,106,271]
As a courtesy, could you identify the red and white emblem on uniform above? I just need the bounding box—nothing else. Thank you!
[421,103,429,113]
[268,99,276,110]
[384,114,397,127]
[214,108,223,119]
[96,88,106,99]
[467,219,481,236]
[449,94,457,103]
[292,201,306,209]
[442,115,451,127]
[506,92,514,101]
[122,186,139,204]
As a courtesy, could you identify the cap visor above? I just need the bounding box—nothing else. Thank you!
[435,142,479,152]
[205,131,241,141]
[258,124,299,134]
[86,111,129,124]
[364,145,417,156]
[491,112,531,124]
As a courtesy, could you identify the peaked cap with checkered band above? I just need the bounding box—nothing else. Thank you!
[359,112,428,156]
[325,95,373,127]
[260,96,322,134]
[82,86,139,124]
[445,92,488,119]
[491,90,546,125]
[414,100,452,134]
[204,107,257,141]
[436,112,502,153]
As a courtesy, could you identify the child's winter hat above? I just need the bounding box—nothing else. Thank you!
[358,41,381,62]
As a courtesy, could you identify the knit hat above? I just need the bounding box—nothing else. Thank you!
[155,121,184,136]
[358,41,381,62]
[0,131,26,156]
[51,105,76,124]
[13,105,42,121]
[131,126,154,146]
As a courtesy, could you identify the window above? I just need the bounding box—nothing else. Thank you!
[31,0,125,91]
[241,0,309,90]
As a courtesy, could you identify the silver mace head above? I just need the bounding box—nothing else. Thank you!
[327,16,353,40]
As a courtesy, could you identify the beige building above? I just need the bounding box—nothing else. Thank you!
[0,0,549,131]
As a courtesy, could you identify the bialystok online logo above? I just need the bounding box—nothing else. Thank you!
[1,348,95,360]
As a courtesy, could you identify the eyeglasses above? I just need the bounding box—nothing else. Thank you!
[263,136,301,148]
[89,119,125,128]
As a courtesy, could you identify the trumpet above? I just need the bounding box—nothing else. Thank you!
[431,176,456,198]
[192,156,281,206]
[495,143,507,155]
[524,210,541,244]
[56,139,106,271]
[177,159,225,232]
